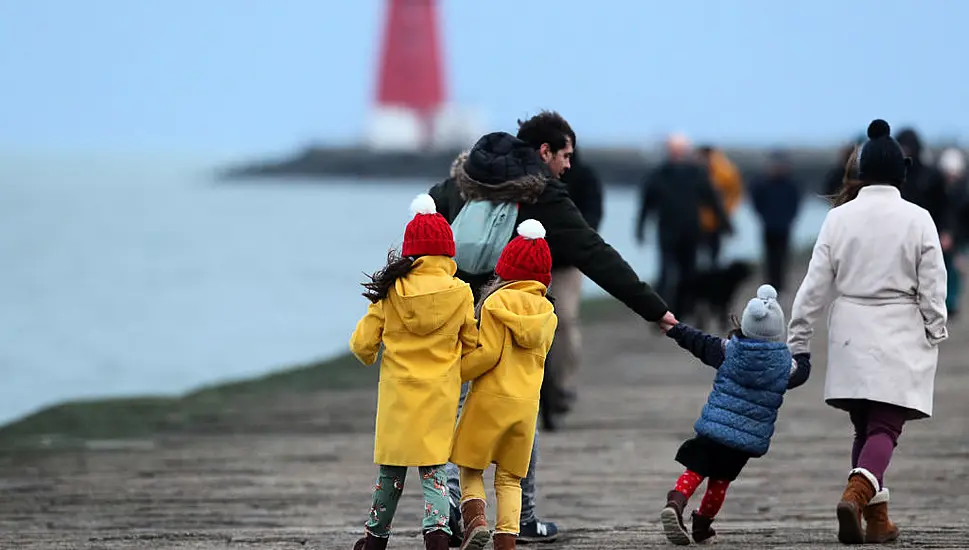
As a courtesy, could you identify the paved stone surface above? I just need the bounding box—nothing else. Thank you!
[2,266,968,549]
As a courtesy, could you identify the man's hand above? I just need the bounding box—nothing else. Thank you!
[658,311,678,333]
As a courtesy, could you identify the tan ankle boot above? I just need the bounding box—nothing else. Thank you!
[492,533,516,550]
[459,498,490,550]
[864,487,900,544]
[836,468,879,545]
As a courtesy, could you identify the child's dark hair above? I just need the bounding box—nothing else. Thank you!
[726,314,745,339]
[361,249,415,304]
[516,110,576,153]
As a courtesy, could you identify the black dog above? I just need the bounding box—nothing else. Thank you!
[681,260,755,333]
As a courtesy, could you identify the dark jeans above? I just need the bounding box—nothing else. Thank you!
[848,400,907,486]
[762,228,791,292]
[657,237,699,319]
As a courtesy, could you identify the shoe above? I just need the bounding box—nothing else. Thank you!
[518,518,559,544]
[458,499,490,550]
[864,487,900,544]
[424,529,450,550]
[492,532,517,550]
[660,490,691,546]
[352,533,388,550]
[690,511,717,544]
[836,468,879,544]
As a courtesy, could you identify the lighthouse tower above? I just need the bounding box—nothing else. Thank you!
[365,0,482,151]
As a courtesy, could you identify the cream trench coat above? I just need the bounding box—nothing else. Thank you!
[788,185,948,419]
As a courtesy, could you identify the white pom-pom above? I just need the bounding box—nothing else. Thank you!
[756,284,778,301]
[517,219,546,240]
[746,298,769,319]
[409,193,437,216]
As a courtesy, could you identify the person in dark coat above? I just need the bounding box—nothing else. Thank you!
[938,147,969,318]
[895,127,949,234]
[540,145,605,429]
[749,150,803,293]
[636,134,731,320]
[560,146,603,230]
[429,111,675,546]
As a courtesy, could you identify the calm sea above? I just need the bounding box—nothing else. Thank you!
[0,152,829,425]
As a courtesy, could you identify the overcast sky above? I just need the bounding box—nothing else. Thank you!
[2,0,966,154]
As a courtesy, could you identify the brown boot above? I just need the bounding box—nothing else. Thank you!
[423,529,451,550]
[459,498,490,550]
[660,490,691,546]
[836,468,879,544]
[492,533,516,550]
[352,533,388,550]
[864,487,900,544]
[691,511,718,544]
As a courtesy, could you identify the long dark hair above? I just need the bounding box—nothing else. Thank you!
[361,249,416,304]
[829,145,864,207]
[726,314,745,340]
[474,276,507,318]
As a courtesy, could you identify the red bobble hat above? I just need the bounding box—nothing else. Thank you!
[402,193,455,258]
[495,219,552,287]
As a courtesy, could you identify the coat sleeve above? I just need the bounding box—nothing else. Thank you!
[787,214,837,355]
[458,290,479,356]
[917,212,949,345]
[349,301,385,366]
[666,323,726,368]
[460,306,505,382]
[542,185,669,322]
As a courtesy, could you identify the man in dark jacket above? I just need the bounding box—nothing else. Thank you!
[749,150,803,293]
[636,134,730,320]
[895,127,950,234]
[431,112,673,545]
[540,144,604,429]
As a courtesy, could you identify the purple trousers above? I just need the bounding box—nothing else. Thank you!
[848,400,907,486]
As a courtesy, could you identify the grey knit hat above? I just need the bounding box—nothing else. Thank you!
[740,284,786,342]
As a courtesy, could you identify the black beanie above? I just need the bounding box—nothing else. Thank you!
[857,119,911,185]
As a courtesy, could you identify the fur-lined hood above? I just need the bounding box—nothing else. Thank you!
[449,132,549,204]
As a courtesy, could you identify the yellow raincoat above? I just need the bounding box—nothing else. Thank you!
[700,149,744,233]
[349,255,478,466]
[449,280,558,478]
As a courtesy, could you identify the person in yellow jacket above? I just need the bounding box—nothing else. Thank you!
[349,193,479,550]
[449,219,558,550]
[698,146,744,267]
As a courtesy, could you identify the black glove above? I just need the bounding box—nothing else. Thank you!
[789,352,812,389]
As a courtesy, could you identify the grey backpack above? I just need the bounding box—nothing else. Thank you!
[451,200,518,276]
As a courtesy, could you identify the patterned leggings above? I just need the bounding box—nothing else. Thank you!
[365,464,451,538]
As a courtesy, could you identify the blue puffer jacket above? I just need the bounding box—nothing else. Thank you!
[693,337,792,457]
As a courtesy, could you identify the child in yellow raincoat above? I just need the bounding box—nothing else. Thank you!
[449,219,558,550]
[349,193,479,550]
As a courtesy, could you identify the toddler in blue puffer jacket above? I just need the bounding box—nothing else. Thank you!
[658,284,811,546]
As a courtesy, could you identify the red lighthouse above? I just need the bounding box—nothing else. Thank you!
[369,0,446,150]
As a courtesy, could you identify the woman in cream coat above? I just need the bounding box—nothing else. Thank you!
[787,120,947,545]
